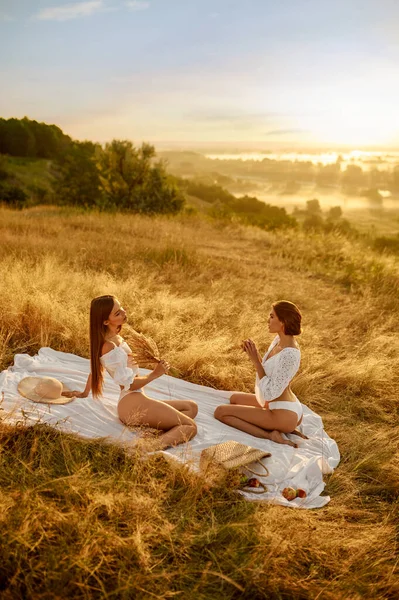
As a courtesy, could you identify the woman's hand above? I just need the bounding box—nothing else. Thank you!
[152,359,170,379]
[242,339,262,364]
[61,391,88,399]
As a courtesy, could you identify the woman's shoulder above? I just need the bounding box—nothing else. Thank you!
[273,335,300,353]
[101,340,117,357]
[106,334,124,345]
[282,345,300,353]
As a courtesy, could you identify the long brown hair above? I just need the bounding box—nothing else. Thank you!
[90,295,115,398]
[272,300,302,336]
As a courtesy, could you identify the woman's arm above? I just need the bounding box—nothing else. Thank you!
[61,373,92,399]
[257,350,300,404]
[126,359,170,391]
[81,373,92,397]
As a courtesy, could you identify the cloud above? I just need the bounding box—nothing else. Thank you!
[34,1,105,22]
[190,111,284,124]
[0,13,14,22]
[125,1,150,10]
[265,129,307,136]
[125,0,150,10]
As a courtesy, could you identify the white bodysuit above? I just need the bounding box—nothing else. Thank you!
[100,338,142,399]
[255,335,303,423]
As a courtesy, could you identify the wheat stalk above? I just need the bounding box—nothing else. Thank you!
[125,328,181,377]
[124,328,160,369]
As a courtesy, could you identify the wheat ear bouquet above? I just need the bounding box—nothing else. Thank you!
[124,327,179,376]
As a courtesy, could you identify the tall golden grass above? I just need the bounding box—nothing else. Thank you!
[0,205,398,599]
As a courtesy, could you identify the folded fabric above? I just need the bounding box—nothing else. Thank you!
[0,347,340,509]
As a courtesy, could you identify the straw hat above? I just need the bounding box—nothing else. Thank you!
[17,376,76,405]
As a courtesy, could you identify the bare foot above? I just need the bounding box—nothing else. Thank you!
[291,429,308,440]
[270,430,298,448]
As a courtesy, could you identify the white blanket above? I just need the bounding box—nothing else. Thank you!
[0,348,340,509]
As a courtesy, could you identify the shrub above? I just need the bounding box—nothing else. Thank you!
[373,235,399,255]
[0,184,28,209]
[328,206,343,220]
[306,198,321,214]
[0,154,9,181]
[183,180,235,204]
[303,213,324,231]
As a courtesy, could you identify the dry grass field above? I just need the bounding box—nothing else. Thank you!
[0,205,398,599]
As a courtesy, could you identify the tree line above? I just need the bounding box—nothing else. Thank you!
[0,116,300,229]
[163,151,399,198]
[2,116,342,232]
[0,118,184,215]
[0,117,72,159]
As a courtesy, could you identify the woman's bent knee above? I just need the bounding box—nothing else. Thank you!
[229,393,239,404]
[184,422,197,440]
[214,405,226,421]
[188,401,198,418]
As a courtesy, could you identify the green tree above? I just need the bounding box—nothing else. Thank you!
[53,141,101,207]
[327,206,343,220]
[97,140,184,214]
[306,198,321,214]
[0,117,72,159]
[316,163,341,187]
[0,118,36,157]
[342,164,364,188]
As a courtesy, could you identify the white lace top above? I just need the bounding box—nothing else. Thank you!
[100,338,139,391]
[255,335,301,407]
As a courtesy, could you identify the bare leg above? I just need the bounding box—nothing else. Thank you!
[270,430,297,448]
[214,404,298,448]
[221,415,275,440]
[229,392,259,407]
[229,395,307,439]
[290,416,308,439]
[291,429,308,440]
[118,392,197,449]
[221,416,297,448]
[162,399,198,419]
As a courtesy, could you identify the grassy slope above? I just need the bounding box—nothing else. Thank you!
[3,156,55,195]
[0,206,398,599]
[4,155,399,237]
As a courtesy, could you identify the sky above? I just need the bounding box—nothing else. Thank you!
[1,0,399,149]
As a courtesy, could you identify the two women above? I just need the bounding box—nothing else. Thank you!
[64,296,304,449]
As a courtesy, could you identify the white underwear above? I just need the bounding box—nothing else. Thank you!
[119,387,143,401]
[268,399,303,421]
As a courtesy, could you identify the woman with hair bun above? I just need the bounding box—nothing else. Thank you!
[214,300,306,447]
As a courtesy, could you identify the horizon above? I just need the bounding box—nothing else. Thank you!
[1,1,399,148]
[4,114,399,154]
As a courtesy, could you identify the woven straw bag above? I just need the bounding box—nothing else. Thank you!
[200,440,271,477]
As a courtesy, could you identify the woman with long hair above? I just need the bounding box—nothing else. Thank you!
[64,295,198,449]
[214,300,306,447]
